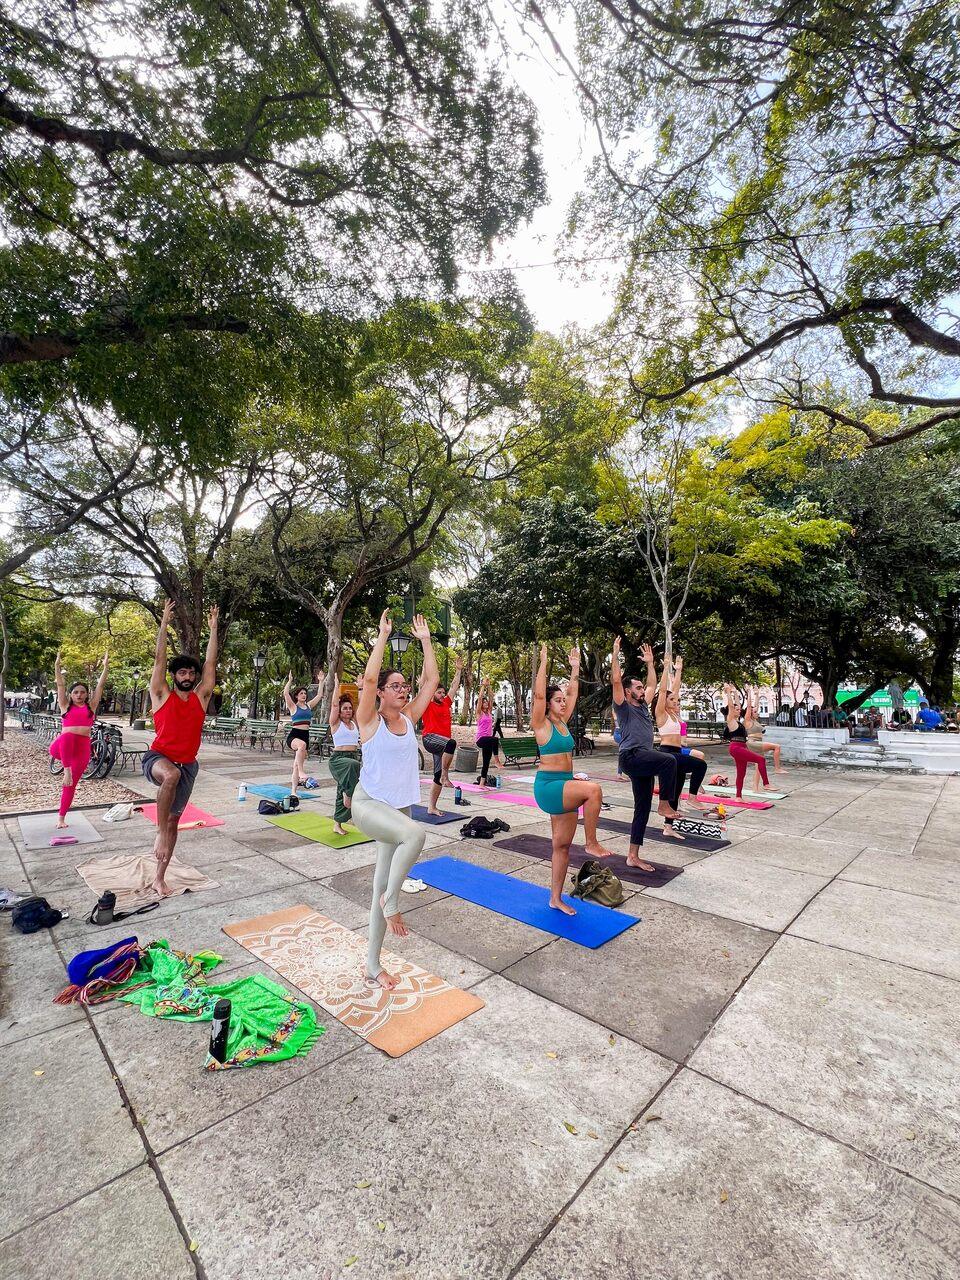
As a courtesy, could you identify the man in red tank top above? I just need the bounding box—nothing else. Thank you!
[421,655,464,815]
[142,600,219,896]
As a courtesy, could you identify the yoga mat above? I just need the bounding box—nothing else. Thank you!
[247,784,324,803]
[447,782,583,816]
[588,774,774,810]
[77,853,219,911]
[494,834,685,889]
[140,802,225,830]
[410,805,461,826]
[265,811,372,848]
[703,784,787,800]
[223,905,484,1056]
[414,856,639,948]
[650,788,770,811]
[18,811,104,849]
[598,816,730,853]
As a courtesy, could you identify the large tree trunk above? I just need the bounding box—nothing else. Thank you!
[0,599,8,743]
[320,607,345,723]
[924,601,959,705]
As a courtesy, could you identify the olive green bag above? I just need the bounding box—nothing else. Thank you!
[570,859,625,907]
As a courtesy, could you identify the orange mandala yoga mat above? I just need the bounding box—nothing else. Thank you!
[222,905,484,1057]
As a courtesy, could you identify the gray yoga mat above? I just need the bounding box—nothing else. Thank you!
[18,811,104,849]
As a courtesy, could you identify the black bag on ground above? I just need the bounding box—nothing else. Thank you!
[11,896,64,933]
[570,860,625,907]
[459,815,511,839]
[257,795,299,816]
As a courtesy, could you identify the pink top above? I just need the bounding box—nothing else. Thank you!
[62,703,95,727]
[476,712,493,740]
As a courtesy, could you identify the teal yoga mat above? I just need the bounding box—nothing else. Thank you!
[248,783,323,803]
[413,856,639,948]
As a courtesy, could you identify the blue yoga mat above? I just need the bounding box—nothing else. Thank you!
[410,804,461,825]
[413,856,639,949]
[247,783,323,803]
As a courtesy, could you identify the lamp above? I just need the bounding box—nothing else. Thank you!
[251,649,267,719]
[129,667,142,726]
[389,633,411,657]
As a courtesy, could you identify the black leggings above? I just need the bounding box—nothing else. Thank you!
[476,735,498,781]
[660,745,707,825]
[618,746,678,846]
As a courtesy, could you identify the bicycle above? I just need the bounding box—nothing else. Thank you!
[48,721,117,781]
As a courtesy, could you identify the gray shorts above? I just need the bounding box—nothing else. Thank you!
[141,751,199,817]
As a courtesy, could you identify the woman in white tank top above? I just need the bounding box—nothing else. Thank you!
[352,609,440,990]
[328,693,362,835]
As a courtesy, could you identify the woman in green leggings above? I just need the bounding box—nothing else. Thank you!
[531,643,615,915]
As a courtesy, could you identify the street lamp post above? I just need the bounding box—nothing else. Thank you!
[251,649,267,719]
[129,669,141,726]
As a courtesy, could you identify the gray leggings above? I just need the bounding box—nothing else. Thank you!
[351,784,426,978]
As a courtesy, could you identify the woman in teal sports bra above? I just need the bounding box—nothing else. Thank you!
[531,643,615,915]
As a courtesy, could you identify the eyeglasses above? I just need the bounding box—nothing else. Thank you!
[383,682,410,692]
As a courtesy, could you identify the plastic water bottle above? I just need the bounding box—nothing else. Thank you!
[454,785,463,804]
[495,775,502,790]
[237,783,247,802]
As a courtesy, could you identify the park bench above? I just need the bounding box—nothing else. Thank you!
[682,718,725,740]
[501,736,540,766]
[203,716,245,746]
[246,718,283,751]
[308,723,331,759]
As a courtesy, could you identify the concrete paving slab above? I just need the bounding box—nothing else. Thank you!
[399,892,557,971]
[54,851,309,941]
[789,880,960,979]
[95,960,361,1153]
[691,934,960,1196]
[355,924,494,993]
[913,838,960,864]
[159,978,672,1280]
[0,929,80,1048]
[504,895,774,1061]
[839,847,960,905]
[516,1070,960,1280]
[644,853,831,931]
[0,1164,194,1280]
[0,1021,145,1238]
[729,831,864,876]
[322,863,449,914]
[257,839,380,880]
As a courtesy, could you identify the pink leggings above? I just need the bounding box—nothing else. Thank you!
[729,741,768,797]
[50,733,92,819]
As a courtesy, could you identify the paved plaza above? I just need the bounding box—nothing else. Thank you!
[1,743,958,1279]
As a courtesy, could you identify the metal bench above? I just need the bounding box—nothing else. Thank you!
[501,735,540,765]
[203,716,245,745]
[308,723,331,759]
[246,718,283,751]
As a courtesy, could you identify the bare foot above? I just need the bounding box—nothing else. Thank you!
[333,823,347,836]
[365,969,399,991]
[549,897,577,916]
[583,842,616,859]
[426,808,442,817]
[380,895,408,938]
[657,800,681,818]
[625,855,657,871]
[775,768,788,775]
[661,825,686,841]
[343,793,352,808]
[152,876,172,898]
[55,817,67,829]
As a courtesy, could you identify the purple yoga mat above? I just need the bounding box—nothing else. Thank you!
[493,833,686,888]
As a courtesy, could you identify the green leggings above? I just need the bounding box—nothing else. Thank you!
[328,750,361,824]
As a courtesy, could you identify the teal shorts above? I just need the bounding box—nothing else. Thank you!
[533,769,574,816]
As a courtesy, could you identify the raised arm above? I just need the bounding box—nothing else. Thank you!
[671,655,683,697]
[530,643,549,731]
[407,615,441,724]
[282,672,297,715]
[53,650,68,714]
[656,661,671,718]
[90,650,109,714]
[149,601,173,709]
[308,668,326,711]
[448,654,465,704]
[563,645,580,722]
[611,636,625,705]
[196,606,219,708]
[642,643,657,704]
[357,610,391,731]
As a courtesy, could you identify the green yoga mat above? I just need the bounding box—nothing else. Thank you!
[265,811,372,848]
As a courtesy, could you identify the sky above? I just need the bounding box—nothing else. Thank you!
[461,6,618,333]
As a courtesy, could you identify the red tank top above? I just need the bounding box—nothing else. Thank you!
[150,691,206,764]
[421,696,452,738]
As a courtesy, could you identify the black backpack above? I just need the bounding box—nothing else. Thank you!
[257,795,300,816]
[11,896,64,933]
[459,816,510,840]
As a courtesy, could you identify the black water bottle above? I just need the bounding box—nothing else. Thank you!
[209,998,231,1064]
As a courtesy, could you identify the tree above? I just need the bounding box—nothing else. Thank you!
[540,1,960,446]
[2,0,544,382]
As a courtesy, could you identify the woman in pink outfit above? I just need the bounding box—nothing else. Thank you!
[474,678,500,787]
[49,649,109,826]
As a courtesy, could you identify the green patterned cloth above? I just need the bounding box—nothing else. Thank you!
[114,940,324,1070]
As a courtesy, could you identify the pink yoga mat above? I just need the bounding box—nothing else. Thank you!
[522,772,772,811]
[140,802,225,829]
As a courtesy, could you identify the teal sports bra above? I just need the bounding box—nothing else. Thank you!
[540,720,574,756]
[291,706,312,724]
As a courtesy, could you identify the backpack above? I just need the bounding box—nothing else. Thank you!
[570,860,625,907]
[258,795,300,816]
[459,816,510,840]
[11,896,64,933]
